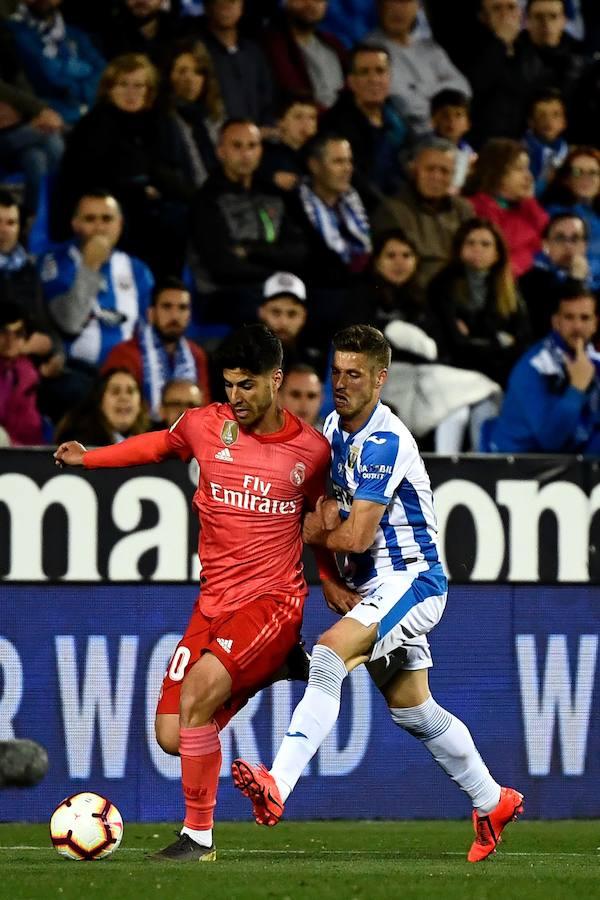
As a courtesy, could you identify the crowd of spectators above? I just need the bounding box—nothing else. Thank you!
[2,0,600,456]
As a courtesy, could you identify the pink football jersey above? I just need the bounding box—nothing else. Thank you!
[167,403,330,615]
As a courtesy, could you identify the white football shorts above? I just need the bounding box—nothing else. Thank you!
[345,561,448,688]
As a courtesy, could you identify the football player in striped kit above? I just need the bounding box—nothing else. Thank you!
[233,324,523,863]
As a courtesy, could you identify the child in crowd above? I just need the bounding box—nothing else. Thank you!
[260,95,318,192]
[430,89,476,192]
[523,89,569,197]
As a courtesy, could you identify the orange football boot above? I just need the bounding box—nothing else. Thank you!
[231,759,284,827]
[468,787,524,862]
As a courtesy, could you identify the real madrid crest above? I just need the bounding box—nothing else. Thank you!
[290,462,306,486]
[348,446,359,469]
[221,420,239,446]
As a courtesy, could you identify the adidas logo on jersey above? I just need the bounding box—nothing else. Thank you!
[217,638,233,653]
[215,447,234,462]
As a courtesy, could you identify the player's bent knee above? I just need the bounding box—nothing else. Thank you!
[155,717,179,756]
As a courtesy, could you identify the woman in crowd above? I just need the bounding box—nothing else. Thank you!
[353,228,438,343]
[543,147,600,270]
[162,39,224,188]
[467,138,549,277]
[354,229,502,452]
[428,217,530,387]
[53,53,196,276]
[54,368,149,447]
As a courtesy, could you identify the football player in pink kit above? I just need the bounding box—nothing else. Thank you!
[54,324,357,862]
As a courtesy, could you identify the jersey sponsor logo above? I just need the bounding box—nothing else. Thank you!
[209,480,298,514]
[221,420,239,446]
[358,463,393,480]
[290,462,306,486]
[366,436,387,445]
[215,447,234,462]
[216,638,233,653]
[348,446,359,469]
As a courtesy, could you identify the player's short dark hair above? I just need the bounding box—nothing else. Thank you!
[215,324,283,374]
[430,89,471,116]
[151,276,190,305]
[0,188,19,210]
[543,212,588,240]
[332,324,391,370]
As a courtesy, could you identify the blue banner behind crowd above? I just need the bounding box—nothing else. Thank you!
[1,584,599,822]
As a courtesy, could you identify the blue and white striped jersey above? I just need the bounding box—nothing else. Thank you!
[324,401,440,591]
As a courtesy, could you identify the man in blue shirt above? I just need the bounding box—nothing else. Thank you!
[40,190,154,370]
[8,0,105,125]
[520,213,600,339]
[489,285,600,453]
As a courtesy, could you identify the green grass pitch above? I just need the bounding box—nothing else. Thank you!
[1,821,600,900]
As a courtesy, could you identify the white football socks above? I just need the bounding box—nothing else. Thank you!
[270,645,347,802]
[180,826,213,848]
[391,697,501,815]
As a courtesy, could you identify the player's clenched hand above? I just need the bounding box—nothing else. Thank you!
[303,497,341,545]
[54,441,87,467]
[319,496,341,531]
[302,509,326,545]
[322,579,361,615]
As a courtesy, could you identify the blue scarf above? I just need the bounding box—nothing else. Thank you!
[138,324,197,421]
[299,181,371,264]
[0,244,28,273]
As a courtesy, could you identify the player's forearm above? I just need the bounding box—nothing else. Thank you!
[322,519,371,555]
[83,430,173,468]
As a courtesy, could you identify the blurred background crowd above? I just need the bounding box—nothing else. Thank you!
[2,0,600,454]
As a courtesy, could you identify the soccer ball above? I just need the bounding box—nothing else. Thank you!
[49,792,123,860]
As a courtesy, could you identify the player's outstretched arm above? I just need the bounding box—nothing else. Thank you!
[54,441,87,467]
[54,431,175,470]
